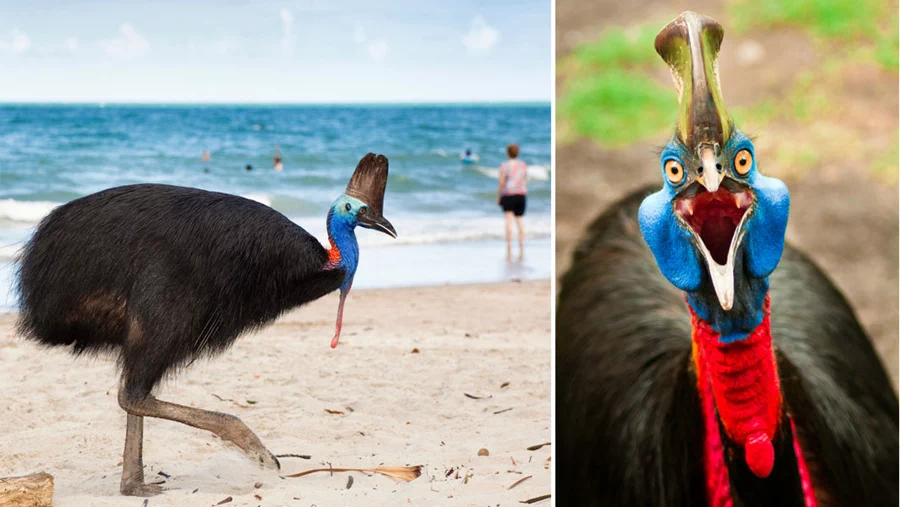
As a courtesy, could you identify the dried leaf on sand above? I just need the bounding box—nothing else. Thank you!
[285,465,422,482]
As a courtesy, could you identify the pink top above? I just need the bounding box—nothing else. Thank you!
[499,159,527,196]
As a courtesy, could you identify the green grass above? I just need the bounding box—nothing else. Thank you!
[560,22,676,146]
[730,0,898,70]
[730,0,882,39]
[572,25,660,69]
[560,72,676,146]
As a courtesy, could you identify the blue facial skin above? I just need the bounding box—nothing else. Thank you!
[638,129,790,342]
[327,195,365,292]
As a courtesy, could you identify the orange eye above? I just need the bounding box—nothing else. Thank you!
[665,160,684,184]
[734,149,753,175]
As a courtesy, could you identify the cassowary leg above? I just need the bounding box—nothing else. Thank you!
[120,413,164,496]
[330,281,352,349]
[118,389,281,471]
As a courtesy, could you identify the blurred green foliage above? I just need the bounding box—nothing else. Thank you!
[560,72,676,146]
[730,0,898,70]
[730,0,883,40]
[572,25,659,68]
[559,23,675,146]
[558,0,898,163]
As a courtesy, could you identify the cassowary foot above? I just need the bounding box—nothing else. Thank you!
[120,480,165,497]
[120,391,282,471]
[244,444,281,470]
[223,423,280,469]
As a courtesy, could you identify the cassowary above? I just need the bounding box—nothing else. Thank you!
[556,12,898,507]
[15,153,397,496]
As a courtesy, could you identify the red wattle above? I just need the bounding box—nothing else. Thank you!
[744,431,774,478]
[692,295,817,505]
[692,296,781,479]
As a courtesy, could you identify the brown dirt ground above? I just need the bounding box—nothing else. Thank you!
[556,1,899,383]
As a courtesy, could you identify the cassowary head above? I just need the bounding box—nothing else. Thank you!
[326,153,397,349]
[331,153,397,238]
[638,12,790,318]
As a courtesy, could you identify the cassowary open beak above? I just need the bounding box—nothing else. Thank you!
[674,183,753,310]
[358,213,397,238]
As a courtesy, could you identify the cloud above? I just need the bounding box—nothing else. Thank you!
[0,29,32,54]
[64,37,78,52]
[280,8,295,59]
[11,29,31,53]
[367,40,388,61]
[353,23,387,61]
[104,24,150,59]
[461,16,499,54]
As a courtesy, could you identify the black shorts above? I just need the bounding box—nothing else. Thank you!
[499,194,526,216]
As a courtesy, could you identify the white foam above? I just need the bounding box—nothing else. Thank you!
[527,165,551,181]
[242,193,273,207]
[0,199,60,223]
[474,164,550,181]
[291,214,552,249]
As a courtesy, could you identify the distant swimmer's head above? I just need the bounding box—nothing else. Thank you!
[245,164,253,172]
[465,149,472,156]
[203,167,210,173]
[507,144,519,159]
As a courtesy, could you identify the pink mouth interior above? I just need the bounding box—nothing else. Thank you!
[674,187,753,265]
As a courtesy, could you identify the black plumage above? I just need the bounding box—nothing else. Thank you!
[17,184,344,397]
[556,186,898,506]
[15,183,349,495]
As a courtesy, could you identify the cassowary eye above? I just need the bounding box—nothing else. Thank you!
[359,206,367,215]
[345,203,352,211]
[734,149,753,175]
[665,160,685,185]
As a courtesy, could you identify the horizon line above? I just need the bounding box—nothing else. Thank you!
[0,99,551,107]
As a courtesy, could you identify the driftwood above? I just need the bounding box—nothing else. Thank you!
[0,472,54,507]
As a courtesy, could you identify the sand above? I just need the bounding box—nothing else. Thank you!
[0,281,551,506]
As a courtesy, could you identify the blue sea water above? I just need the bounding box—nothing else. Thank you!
[0,104,551,310]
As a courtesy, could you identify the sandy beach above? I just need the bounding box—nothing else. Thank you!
[0,281,551,506]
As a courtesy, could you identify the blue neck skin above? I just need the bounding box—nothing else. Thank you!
[686,261,769,343]
[326,205,359,292]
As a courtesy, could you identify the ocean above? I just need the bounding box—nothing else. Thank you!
[0,104,551,311]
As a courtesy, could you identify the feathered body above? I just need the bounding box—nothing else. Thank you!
[556,187,898,506]
[16,184,347,398]
[14,153,395,496]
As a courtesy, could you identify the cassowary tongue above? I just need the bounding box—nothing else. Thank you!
[691,296,781,478]
[700,215,737,266]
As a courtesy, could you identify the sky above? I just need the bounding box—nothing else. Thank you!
[0,0,551,103]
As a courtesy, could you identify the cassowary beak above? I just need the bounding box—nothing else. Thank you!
[358,212,397,238]
[674,184,753,310]
[699,146,722,192]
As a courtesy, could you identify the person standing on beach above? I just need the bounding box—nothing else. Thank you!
[497,143,527,262]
